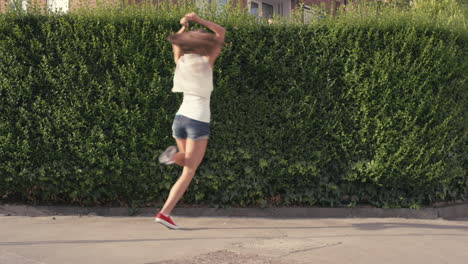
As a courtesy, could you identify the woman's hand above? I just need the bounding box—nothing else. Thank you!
[180,17,189,27]
[184,12,200,22]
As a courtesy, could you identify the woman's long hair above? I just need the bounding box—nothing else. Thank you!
[168,29,223,56]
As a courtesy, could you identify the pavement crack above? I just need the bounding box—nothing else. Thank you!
[283,242,343,256]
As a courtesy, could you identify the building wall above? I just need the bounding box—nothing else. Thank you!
[0,0,91,13]
[1,0,49,12]
[69,0,96,11]
[0,0,344,15]
[291,0,345,14]
[0,0,126,13]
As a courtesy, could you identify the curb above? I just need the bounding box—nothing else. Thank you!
[1,203,467,219]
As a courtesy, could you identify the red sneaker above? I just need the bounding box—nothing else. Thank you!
[155,213,180,230]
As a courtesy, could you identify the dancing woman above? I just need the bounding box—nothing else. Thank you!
[155,13,225,230]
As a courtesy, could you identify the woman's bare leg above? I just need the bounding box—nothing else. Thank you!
[160,139,208,216]
[173,139,186,166]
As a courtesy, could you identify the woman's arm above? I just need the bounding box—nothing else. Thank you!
[185,13,225,42]
[185,13,225,66]
[171,18,189,64]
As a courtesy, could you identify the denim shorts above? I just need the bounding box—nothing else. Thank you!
[172,114,210,140]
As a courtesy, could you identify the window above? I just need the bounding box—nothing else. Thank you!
[199,0,229,8]
[262,2,273,19]
[197,0,229,14]
[218,0,228,8]
[250,2,259,17]
[196,0,204,9]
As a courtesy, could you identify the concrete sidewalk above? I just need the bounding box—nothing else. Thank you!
[1,215,467,264]
[1,203,468,219]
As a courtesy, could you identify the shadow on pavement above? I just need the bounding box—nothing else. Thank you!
[184,222,468,232]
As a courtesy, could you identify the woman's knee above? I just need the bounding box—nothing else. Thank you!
[174,152,186,166]
[183,153,203,168]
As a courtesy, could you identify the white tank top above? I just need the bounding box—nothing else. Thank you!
[172,53,213,123]
[177,93,211,123]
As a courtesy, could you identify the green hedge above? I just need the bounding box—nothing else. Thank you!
[0,13,466,208]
